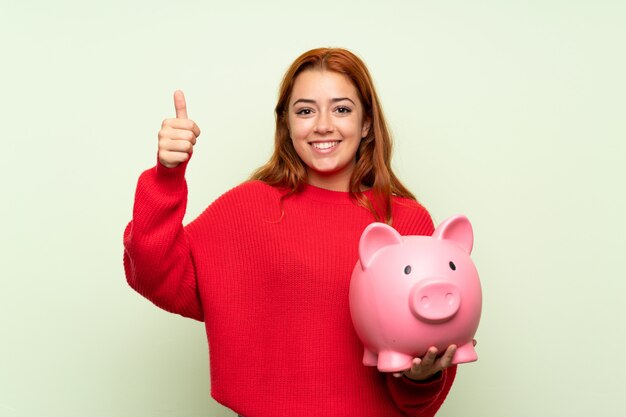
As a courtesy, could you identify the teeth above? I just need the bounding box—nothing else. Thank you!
[312,141,339,150]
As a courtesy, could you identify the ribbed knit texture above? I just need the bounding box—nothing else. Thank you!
[123,162,457,417]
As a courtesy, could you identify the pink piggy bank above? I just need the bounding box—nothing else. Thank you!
[349,214,482,372]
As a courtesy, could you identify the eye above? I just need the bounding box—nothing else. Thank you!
[295,108,313,115]
[449,261,456,271]
[404,265,412,275]
[335,106,352,114]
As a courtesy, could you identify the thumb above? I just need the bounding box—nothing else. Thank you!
[174,90,188,119]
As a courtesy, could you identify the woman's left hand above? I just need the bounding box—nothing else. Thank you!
[393,345,457,382]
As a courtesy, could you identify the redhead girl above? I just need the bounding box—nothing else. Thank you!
[124,48,457,417]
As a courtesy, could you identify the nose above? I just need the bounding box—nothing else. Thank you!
[410,280,461,323]
[314,111,334,134]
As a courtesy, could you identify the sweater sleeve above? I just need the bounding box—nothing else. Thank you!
[386,366,457,417]
[123,161,203,321]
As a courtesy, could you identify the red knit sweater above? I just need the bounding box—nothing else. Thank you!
[123,161,456,417]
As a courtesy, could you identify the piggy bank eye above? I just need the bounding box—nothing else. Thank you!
[449,261,456,271]
[404,265,412,275]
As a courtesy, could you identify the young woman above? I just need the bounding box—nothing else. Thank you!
[124,48,458,417]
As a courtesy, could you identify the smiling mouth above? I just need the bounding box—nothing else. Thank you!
[311,141,340,150]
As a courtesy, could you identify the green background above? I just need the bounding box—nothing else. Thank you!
[2,1,625,416]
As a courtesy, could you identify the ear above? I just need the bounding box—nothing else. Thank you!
[361,118,371,138]
[359,222,402,269]
[432,215,474,254]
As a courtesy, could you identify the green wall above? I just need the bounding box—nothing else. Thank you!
[2,1,625,416]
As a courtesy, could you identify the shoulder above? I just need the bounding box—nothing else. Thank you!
[188,180,283,229]
[391,195,431,218]
[214,180,283,204]
[391,195,435,236]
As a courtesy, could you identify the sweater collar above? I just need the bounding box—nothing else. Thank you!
[296,183,373,205]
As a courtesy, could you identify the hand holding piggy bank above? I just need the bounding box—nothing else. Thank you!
[349,215,482,373]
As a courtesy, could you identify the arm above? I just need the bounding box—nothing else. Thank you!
[123,90,203,320]
[123,161,203,320]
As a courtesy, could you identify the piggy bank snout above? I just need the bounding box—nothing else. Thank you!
[410,280,461,323]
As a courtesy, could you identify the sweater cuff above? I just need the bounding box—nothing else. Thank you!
[155,157,189,180]
[403,370,443,386]
[136,157,189,204]
[387,369,446,399]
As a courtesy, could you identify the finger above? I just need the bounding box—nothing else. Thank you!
[161,118,201,137]
[162,128,197,145]
[159,150,190,167]
[409,357,422,373]
[174,90,188,119]
[161,138,194,153]
[439,345,457,368]
[420,347,438,368]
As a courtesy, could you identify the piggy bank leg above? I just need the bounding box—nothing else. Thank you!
[363,348,379,367]
[452,341,478,364]
[377,350,414,373]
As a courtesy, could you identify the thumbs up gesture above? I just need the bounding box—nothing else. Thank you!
[158,90,202,168]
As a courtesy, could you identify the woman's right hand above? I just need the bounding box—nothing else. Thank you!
[158,90,202,168]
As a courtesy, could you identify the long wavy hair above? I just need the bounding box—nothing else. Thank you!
[250,47,415,224]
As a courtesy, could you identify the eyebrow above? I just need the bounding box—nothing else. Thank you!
[292,97,356,107]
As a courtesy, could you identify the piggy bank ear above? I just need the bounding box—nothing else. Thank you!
[432,215,474,254]
[359,222,402,269]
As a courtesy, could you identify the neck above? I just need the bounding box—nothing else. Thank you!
[305,166,354,192]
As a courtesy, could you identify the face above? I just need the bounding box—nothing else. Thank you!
[287,70,370,191]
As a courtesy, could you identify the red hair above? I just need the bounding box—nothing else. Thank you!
[250,47,415,223]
